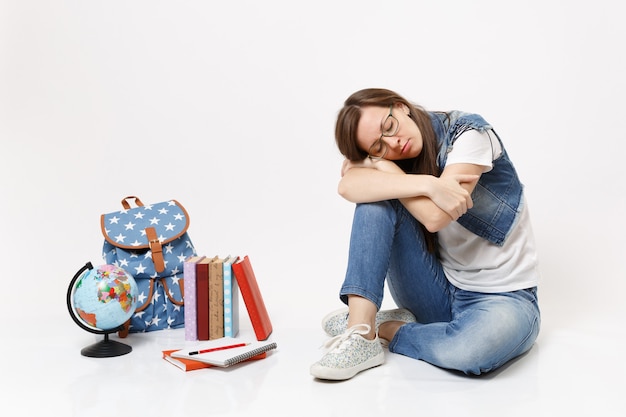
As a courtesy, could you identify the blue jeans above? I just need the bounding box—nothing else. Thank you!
[339,201,541,375]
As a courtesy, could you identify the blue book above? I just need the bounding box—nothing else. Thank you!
[223,256,240,338]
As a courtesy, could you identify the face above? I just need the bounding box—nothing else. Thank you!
[356,104,423,160]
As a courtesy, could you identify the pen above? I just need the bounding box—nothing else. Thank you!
[188,342,249,355]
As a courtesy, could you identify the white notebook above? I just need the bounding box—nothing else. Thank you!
[171,337,277,367]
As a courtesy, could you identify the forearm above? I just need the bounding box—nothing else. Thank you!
[399,196,452,232]
[338,167,451,230]
[337,168,434,203]
[338,160,479,231]
[402,163,483,232]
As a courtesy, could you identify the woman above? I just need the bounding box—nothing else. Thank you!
[310,88,540,381]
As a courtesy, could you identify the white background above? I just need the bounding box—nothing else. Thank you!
[1,1,625,415]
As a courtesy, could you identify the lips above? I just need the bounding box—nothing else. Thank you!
[401,140,409,155]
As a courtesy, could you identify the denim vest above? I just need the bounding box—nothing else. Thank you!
[430,111,524,246]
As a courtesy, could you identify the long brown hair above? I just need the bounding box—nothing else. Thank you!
[334,88,440,252]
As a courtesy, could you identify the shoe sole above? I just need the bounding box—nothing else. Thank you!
[310,351,385,381]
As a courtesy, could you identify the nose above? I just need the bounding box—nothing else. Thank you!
[382,136,401,149]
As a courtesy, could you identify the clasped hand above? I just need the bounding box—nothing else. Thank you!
[429,174,476,221]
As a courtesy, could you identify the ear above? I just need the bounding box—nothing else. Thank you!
[399,103,411,116]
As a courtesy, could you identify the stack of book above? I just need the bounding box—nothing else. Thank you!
[163,255,276,372]
[182,255,273,342]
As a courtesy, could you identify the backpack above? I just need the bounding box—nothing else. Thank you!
[101,196,196,336]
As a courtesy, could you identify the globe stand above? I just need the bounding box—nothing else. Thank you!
[67,262,136,358]
[81,332,132,358]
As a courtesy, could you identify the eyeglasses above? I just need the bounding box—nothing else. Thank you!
[367,105,399,160]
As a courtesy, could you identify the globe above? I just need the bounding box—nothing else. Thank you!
[67,262,139,357]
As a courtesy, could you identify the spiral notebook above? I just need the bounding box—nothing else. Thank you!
[171,337,277,367]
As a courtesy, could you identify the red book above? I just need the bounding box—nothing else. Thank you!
[163,349,213,371]
[195,258,212,341]
[232,255,273,341]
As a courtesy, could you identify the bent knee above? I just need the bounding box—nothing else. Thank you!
[436,316,539,375]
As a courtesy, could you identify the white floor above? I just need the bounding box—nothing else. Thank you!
[2,2,625,416]
[4,301,624,417]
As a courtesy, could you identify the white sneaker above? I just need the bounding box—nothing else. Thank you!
[321,307,417,337]
[310,324,384,381]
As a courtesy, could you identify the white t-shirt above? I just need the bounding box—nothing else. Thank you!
[438,129,540,293]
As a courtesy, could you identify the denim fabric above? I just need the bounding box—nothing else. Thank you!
[339,201,540,375]
[431,111,524,246]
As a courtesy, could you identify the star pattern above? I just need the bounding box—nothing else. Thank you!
[125,272,190,333]
[103,200,188,249]
[101,199,196,333]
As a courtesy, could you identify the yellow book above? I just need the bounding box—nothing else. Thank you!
[209,256,224,339]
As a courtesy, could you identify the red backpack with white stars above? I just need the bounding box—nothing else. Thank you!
[101,196,196,336]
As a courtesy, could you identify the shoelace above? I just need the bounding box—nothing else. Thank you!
[323,323,372,351]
